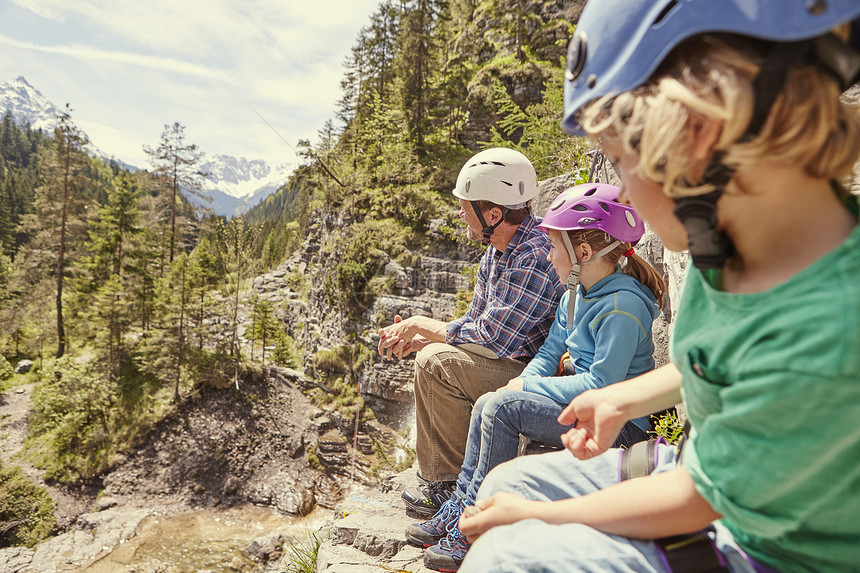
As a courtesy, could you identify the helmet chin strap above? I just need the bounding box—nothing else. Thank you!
[673,155,736,270]
[560,232,620,328]
[471,202,509,245]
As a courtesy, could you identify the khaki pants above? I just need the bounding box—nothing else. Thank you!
[415,343,527,482]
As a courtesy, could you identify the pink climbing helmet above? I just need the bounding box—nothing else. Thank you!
[539,183,645,245]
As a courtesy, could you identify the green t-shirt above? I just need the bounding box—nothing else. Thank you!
[671,214,860,572]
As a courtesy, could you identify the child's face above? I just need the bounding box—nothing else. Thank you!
[547,230,574,282]
[602,141,689,252]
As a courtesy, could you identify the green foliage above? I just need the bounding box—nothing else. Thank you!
[0,354,12,381]
[312,344,372,378]
[282,531,325,573]
[0,2,591,495]
[650,409,686,445]
[0,463,56,548]
[453,263,478,317]
[27,356,120,481]
[367,436,416,480]
[284,268,310,299]
[305,442,322,470]
[25,354,170,482]
[248,299,279,364]
[484,67,589,179]
[271,331,301,369]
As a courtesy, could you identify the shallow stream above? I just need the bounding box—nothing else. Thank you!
[77,504,329,573]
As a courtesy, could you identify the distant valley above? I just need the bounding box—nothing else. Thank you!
[0,76,293,217]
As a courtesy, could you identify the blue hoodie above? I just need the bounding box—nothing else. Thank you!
[520,269,660,432]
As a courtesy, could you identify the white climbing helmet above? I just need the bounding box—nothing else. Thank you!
[452,148,539,210]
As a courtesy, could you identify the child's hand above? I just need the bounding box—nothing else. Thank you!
[500,378,524,392]
[558,388,626,459]
[458,492,537,542]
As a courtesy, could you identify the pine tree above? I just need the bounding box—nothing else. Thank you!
[249,299,279,365]
[81,171,142,284]
[143,122,208,267]
[217,216,260,385]
[186,237,221,350]
[25,104,95,358]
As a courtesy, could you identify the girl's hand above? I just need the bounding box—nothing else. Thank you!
[458,492,538,542]
[558,388,626,459]
[500,378,524,392]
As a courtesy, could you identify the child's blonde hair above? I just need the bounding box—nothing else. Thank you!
[579,36,860,199]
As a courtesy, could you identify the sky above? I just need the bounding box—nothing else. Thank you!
[0,0,383,169]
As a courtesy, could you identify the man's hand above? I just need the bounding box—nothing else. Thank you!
[458,492,540,542]
[499,378,524,392]
[558,388,626,460]
[377,315,415,360]
[377,315,448,360]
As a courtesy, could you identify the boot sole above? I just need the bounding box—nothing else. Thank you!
[405,533,441,548]
[402,498,442,517]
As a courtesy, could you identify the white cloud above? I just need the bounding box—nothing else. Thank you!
[9,0,63,21]
[0,0,382,166]
[0,35,225,80]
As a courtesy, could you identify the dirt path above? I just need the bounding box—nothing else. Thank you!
[0,382,97,531]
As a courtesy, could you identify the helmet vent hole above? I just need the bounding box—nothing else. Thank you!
[584,187,597,196]
[625,211,637,227]
[500,180,513,187]
[598,202,610,213]
[652,0,678,26]
[550,198,566,211]
[518,181,525,195]
[464,180,471,193]
[571,205,588,212]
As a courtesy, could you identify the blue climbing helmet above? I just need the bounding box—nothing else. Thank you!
[562,0,860,135]
[562,0,860,270]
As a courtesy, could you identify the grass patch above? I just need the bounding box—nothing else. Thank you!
[281,530,325,573]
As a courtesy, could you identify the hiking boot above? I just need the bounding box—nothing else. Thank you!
[424,528,471,572]
[405,497,463,548]
[401,479,456,516]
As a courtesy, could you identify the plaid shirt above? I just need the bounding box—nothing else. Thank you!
[446,215,563,360]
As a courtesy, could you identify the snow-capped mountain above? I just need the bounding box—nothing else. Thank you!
[0,76,293,217]
[0,76,61,132]
[1,76,138,172]
[198,155,293,217]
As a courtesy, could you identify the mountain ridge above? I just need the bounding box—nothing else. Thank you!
[0,75,292,217]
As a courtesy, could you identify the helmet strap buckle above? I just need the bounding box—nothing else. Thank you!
[566,264,581,329]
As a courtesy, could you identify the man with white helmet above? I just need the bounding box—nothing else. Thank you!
[378,148,563,516]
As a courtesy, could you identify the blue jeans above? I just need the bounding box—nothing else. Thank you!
[459,447,762,573]
[454,390,648,506]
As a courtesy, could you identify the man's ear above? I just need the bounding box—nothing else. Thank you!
[488,206,504,225]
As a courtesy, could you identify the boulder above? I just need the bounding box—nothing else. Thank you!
[13,360,33,374]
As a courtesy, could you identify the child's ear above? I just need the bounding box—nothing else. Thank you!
[689,116,723,181]
[578,242,594,263]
